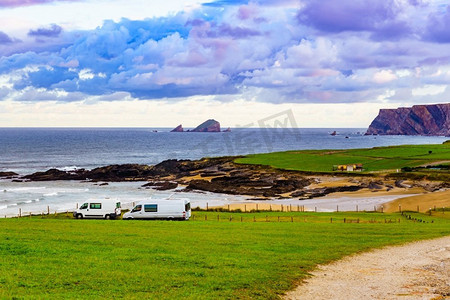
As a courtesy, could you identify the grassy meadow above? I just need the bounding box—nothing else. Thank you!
[235,143,450,173]
[1,211,449,299]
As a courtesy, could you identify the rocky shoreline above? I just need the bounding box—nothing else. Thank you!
[7,157,449,200]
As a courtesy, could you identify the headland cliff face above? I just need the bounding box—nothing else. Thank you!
[366,103,450,136]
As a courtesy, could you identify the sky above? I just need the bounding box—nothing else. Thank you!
[0,0,450,127]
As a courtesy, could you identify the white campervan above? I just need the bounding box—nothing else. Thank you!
[123,199,191,220]
[73,200,121,219]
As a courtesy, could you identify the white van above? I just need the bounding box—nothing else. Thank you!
[73,200,121,219]
[123,199,191,220]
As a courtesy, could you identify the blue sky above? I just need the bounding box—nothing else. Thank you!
[0,0,449,127]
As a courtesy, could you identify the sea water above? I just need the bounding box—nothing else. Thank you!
[0,128,447,216]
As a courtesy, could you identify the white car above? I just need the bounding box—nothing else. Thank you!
[73,200,121,219]
[123,199,191,220]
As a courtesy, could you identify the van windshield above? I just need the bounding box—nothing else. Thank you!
[131,205,142,213]
[80,203,88,209]
[185,203,191,211]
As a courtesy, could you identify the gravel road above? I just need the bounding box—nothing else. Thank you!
[284,236,450,300]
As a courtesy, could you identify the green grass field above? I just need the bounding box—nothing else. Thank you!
[1,212,449,299]
[235,143,450,173]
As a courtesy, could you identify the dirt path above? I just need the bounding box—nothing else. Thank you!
[284,236,450,300]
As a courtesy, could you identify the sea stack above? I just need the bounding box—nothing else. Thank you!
[366,103,450,136]
[170,125,184,132]
[191,119,221,132]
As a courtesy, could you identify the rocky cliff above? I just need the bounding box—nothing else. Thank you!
[366,103,450,136]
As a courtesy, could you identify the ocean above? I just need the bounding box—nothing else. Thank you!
[0,128,448,217]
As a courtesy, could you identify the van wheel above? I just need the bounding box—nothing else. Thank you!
[105,214,111,220]
[76,214,83,219]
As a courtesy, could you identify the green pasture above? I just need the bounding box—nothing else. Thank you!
[235,143,450,173]
[0,211,449,299]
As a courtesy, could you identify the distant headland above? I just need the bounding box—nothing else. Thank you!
[366,103,450,136]
[171,119,230,132]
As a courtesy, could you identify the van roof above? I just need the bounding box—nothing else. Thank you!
[136,199,189,204]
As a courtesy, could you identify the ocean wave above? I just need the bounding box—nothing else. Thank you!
[43,192,58,197]
[6,187,47,192]
[15,200,33,205]
[59,166,79,172]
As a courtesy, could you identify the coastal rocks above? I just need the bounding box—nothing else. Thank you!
[184,176,311,197]
[23,168,85,181]
[0,171,18,178]
[293,185,364,199]
[87,164,153,181]
[395,180,411,188]
[367,181,383,190]
[23,164,154,181]
[366,103,450,136]
[170,125,184,132]
[142,181,178,190]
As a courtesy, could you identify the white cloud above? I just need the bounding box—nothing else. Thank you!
[412,84,447,96]
[373,70,397,84]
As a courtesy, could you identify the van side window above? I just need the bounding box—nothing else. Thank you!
[90,203,101,209]
[116,202,121,208]
[144,204,157,212]
[131,205,142,213]
[185,203,191,211]
[80,203,88,209]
